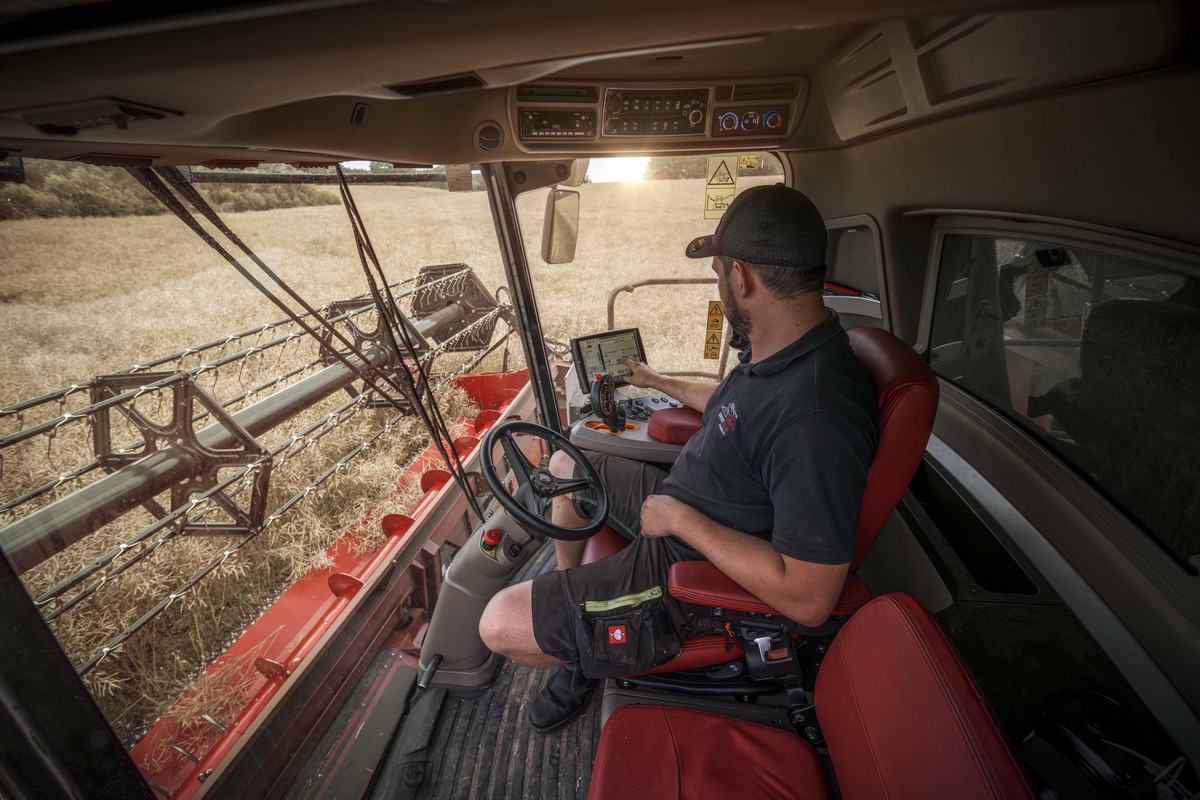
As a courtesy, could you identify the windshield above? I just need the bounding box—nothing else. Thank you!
[0,159,517,758]
[514,153,785,379]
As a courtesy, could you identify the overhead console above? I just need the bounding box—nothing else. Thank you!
[510,79,805,153]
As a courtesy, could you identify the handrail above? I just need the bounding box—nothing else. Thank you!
[606,277,731,380]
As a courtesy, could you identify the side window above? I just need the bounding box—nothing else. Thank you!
[928,232,1200,570]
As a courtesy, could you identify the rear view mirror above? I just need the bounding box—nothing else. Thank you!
[561,159,589,188]
[541,188,579,264]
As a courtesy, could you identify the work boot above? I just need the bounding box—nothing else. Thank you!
[528,663,595,733]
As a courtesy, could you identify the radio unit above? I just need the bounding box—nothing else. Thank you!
[603,88,708,137]
[518,108,597,140]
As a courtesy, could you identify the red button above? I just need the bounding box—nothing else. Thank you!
[482,528,503,547]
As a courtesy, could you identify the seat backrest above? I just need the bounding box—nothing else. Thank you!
[846,327,939,571]
[817,593,1033,800]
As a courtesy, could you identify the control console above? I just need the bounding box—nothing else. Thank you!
[567,328,694,462]
[603,88,708,137]
[569,390,691,464]
[713,105,790,137]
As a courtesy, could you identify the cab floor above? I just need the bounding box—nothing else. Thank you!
[416,543,603,800]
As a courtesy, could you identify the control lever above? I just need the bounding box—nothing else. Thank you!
[589,372,625,433]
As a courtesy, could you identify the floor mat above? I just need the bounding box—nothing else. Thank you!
[416,543,603,800]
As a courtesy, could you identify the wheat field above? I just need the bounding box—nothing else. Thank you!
[0,174,774,746]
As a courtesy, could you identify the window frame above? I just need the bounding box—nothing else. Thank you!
[823,213,889,328]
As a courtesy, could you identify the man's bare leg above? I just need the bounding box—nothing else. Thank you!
[478,581,564,667]
[548,449,590,571]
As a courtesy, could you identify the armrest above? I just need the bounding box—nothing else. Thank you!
[668,561,778,616]
[668,562,872,619]
[648,407,703,445]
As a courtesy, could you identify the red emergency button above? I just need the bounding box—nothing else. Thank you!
[482,528,503,547]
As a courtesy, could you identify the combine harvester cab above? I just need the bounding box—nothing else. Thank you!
[1,3,1199,799]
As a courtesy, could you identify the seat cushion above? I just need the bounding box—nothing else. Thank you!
[817,594,1032,800]
[588,705,831,800]
[646,635,744,675]
[581,524,631,565]
[668,561,871,619]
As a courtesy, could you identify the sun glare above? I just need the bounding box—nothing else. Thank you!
[587,157,650,183]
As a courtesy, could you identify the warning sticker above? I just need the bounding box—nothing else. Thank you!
[704,331,722,359]
[445,164,473,192]
[738,154,761,170]
[706,300,724,331]
[1024,266,1049,328]
[704,155,738,220]
[704,300,724,359]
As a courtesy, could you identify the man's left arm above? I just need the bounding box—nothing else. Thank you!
[640,411,873,627]
[640,497,847,627]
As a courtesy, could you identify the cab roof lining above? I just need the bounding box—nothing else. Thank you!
[0,0,1090,165]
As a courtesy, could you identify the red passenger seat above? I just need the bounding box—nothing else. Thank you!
[588,594,1032,800]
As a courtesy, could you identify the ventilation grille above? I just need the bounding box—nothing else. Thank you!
[730,82,799,101]
[474,122,503,153]
[388,73,485,98]
[516,84,599,103]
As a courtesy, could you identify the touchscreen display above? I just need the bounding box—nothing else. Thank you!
[571,329,646,392]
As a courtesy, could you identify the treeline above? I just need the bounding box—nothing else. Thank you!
[0,160,339,220]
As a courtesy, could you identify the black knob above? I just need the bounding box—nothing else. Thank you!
[688,109,704,126]
[764,110,783,129]
[718,112,739,131]
[741,111,760,131]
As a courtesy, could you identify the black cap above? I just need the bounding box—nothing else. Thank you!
[686,183,826,270]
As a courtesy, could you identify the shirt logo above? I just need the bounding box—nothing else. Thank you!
[607,625,627,645]
[717,402,739,436]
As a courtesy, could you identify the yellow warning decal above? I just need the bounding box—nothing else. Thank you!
[1024,265,1049,328]
[738,154,761,170]
[704,300,724,359]
[704,155,738,220]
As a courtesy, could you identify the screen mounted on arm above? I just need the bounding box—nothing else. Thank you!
[570,328,647,393]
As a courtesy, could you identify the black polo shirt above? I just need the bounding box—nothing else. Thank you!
[660,312,879,564]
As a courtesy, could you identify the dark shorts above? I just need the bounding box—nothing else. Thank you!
[531,451,710,679]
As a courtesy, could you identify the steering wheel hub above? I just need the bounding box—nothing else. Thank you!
[480,419,609,541]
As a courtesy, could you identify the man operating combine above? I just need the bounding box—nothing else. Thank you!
[479,184,880,732]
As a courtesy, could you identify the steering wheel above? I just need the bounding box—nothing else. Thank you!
[481,419,609,541]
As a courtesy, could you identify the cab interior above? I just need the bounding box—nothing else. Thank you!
[1,1,1198,798]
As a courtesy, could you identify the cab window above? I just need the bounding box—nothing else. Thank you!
[514,153,784,378]
[928,232,1200,571]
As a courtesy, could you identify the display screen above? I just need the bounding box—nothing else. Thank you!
[571,328,647,393]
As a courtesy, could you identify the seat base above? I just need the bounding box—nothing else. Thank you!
[588,704,831,800]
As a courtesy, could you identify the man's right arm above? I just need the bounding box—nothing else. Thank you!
[618,358,717,412]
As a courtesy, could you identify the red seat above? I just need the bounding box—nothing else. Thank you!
[580,328,938,672]
[588,594,1032,800]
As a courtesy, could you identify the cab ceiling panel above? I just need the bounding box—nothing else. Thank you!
[820,1,1185,142]
[0,0,1066,163]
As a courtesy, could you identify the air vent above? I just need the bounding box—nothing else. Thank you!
[731,82,799,101]
[474,121,504,153]
[7,98,179,136]
[516,85,599,103]
[388,73,485,98]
